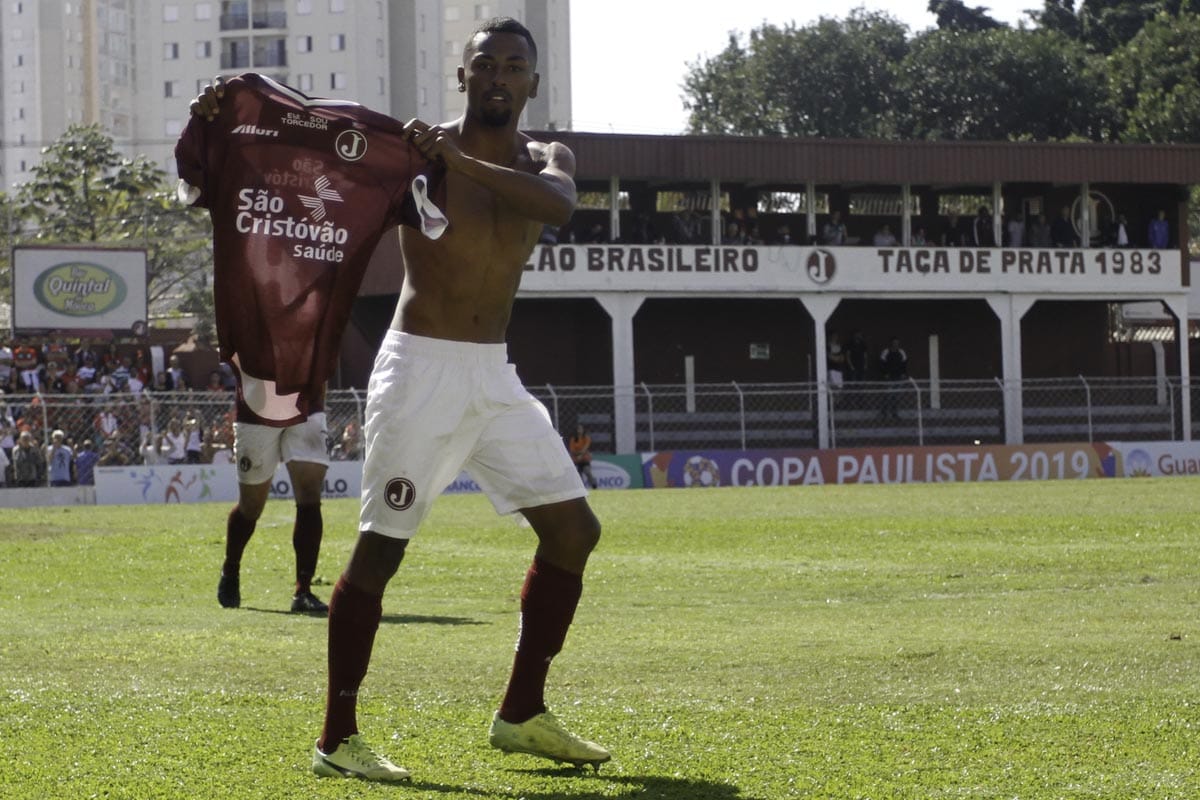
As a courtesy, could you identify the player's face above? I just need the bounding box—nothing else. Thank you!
[461,32,538,127]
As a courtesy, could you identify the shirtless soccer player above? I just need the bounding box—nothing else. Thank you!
[310,17,610,781]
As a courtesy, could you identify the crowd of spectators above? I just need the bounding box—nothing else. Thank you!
[552,205,1174,250]
[0,338,366,489]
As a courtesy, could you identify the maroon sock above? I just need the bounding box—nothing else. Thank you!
[292,503,323,594]
[498,556,583,724]
[221,505,256,576]
[319,576,383,752]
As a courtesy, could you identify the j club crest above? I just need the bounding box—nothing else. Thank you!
[335,129,367,162]
[384,477,416,510]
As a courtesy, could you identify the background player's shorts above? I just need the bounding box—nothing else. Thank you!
[233,412,329,485]
[360,332,585,539]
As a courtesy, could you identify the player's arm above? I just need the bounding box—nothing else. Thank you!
[405,121,576,226]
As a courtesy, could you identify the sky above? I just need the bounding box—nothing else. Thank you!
[569,1,1039,134]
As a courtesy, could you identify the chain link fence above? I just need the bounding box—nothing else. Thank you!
[0,377,1189,486]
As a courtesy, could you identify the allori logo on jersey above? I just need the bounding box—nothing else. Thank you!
[231,124,279,137]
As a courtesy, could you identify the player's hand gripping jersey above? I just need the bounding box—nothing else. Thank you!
[175,73,447,425]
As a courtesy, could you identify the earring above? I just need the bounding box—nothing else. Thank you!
[458,82,466,92]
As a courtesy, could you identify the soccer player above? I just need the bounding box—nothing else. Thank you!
[308,17,609,782]
[178,73,448,615]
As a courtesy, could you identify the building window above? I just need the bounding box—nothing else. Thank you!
[419,87,427,106]
[331,71,346,90]
[376,39,383,57]
[14,1,23,12]
[296,0,311,13]
[445,75,458,91]
[164,42,179,59]
[163,4,179,21]
[296,35,312,53]
[165,119,183,136]
[446,40,461,56]
[475,4,490,19]
[196,40,212,59]
[164,80,181,98]
[330,33,345,51]
[298,73,313,92]
[377,76,384,95]
[195,3,212,20]
[445,6,460,22]
[329,0,345,12]
[14,53,22,66]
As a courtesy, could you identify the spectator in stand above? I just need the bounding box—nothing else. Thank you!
[140,431,163,465]
[14,341,42,392]
[43,362,67,394]
[0,396,15,479]
[722,220,745,245]
[582,222,607,243]
[110,355,132,392]
[774,224,794,245]
[872,224,898,247]
[1051,205,1077,248]
[95,403,121,442]
[46,429,74,487]
[0,443,8,488]
[911,226,928,246]
[151,371,172,393]
[330,421,363,461]
[76,351,99,391]
[972,207,994,247]
[159,416,188,464]
[99,435,134,466]
[879,336,908,421]
[13,430,46,487]
[1112,213,1131,247]
[1148,209,1170,249]
[826,331,848,388]
[184,411,205,463]
[846,330,869,381]
[821,211,847,245]
[167,354,190,390]
[567,424,598,490]
[1006,213,1025,247]
[61,362,83,394]
[75,439,100,486]
[1028,213,1052,247]
[206,421,234,464]
[206,370,225,392]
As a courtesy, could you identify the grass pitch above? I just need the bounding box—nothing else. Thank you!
[2,479,1198,799]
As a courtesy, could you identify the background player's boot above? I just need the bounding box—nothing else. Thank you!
[488,710,611,768]
[217,573,240,608]
[290,590,328,614]
[312,735,410,781]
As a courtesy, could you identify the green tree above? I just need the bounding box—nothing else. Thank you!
[927,0,1005,31]
[1107,11,1200,143]
[895,27,1112,140]
[1033,0,1200,52]
[14,124,213,333]
[682,10,910,138]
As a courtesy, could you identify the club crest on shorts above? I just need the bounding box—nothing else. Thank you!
[239,455,252,472]
[385,477,416,510]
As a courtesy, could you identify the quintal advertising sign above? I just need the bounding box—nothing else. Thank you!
[12,246,148,335]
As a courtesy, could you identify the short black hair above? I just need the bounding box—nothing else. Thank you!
[467,16,537,65]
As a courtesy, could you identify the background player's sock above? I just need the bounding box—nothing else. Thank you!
[498,555,582,723]
[292,502,323,594]
[319,576,383,751]
[222,505,256,576]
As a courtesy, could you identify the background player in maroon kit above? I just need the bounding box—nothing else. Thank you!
[179,75,445,615]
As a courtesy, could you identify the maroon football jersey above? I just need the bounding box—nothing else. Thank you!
[175,73,446,425]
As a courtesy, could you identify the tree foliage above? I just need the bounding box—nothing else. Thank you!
[12,124,213,332]
[682,10,909,138]
[1107,11,1200,143]
[680,0,1200,145]
[895,27,1112,140]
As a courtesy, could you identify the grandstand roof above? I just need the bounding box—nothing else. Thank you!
[537,132,1200,186]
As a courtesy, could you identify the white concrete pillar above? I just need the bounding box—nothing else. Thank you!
[1163,295,1192,441]
[596,294,646,454]
[802,295,841,449]
[986,294,1037,445]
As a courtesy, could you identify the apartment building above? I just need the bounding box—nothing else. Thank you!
[0,0,571,191]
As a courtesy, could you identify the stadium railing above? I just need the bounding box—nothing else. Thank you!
[0,376,1187,486]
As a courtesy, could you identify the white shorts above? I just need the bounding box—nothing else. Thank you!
[233,412,329,485]
[360,331,585,539]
